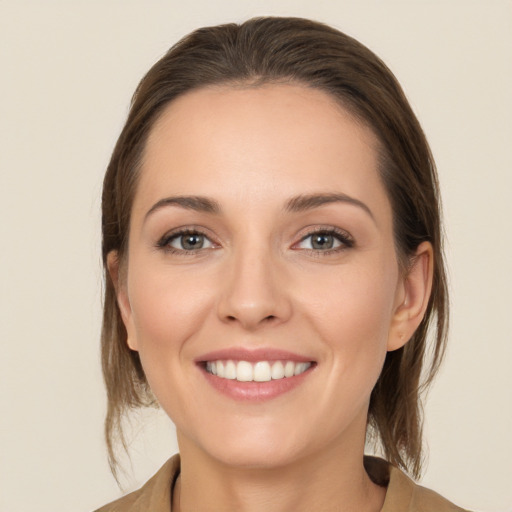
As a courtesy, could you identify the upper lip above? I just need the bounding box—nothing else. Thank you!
[195,347,315,363]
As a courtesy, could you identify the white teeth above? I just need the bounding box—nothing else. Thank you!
[284,361,295,378]
[205,360,311,382]
[216,361,225,378]
[225,360,237,380]
[254,361,271,382]
[271,361,285,380]
[294,362,309,376]
[237,361,253,382]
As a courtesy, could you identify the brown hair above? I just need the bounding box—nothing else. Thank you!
[101,16,448,480]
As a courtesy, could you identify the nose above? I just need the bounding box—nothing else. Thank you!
[216,246,292,330]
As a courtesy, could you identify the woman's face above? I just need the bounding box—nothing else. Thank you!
[115,84,415,468]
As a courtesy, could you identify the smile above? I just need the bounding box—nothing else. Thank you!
[205,360,312,382]
[197,348,316,401]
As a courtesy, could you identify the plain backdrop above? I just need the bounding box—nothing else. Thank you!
[1,1,511,511]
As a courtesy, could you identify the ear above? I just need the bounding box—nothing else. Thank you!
[387,241,434,351]
[107,250,139,351]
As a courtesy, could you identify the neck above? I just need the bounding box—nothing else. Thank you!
[174,427,386,512]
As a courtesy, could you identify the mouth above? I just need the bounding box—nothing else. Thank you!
[196,348,316,401]
[204,360,312,382]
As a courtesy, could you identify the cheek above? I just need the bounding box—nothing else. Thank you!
[127,264,215,357]
[125,263,219,426]
[298,261,398,366]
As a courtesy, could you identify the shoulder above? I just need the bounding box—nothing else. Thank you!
[94,491,138,512]
[365,456,471,512]
[411,483,469,512]
[94,455,180,512]
[407,482,471,512]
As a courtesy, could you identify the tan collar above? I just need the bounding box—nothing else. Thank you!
[97,454,466,511]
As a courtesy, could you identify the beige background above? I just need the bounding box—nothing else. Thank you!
[1,1,511,511]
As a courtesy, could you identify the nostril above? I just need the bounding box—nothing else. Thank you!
[224,314,276,325]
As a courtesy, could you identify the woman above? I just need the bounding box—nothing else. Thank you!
[96,17,469,511]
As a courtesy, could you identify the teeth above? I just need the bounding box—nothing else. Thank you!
[271,361,285,380]
[254,361,271,382]
[284,361,295,378]
[294,362,309,376]
[205,360,311,382]
[225,360,237,380]
[237,361,253,382]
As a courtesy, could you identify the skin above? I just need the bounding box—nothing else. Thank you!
[109,84,433,512]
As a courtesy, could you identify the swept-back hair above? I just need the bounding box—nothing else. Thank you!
[101,16,448,480]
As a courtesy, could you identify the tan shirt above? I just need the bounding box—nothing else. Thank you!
[95,455,470,512]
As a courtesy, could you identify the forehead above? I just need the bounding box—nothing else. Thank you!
[134,84,390,225]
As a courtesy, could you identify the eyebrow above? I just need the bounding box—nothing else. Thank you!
[284,193,374,220]
[145,195,221,221]
[144,192,374,222]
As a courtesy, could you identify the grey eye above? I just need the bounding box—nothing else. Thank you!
[297,232,343,251]
[310,233,335,250]
[169,233,213,251]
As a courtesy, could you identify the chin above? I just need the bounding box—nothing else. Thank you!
[197,419,321,470]
[209,442,303,470]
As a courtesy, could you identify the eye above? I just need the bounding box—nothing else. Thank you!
[295,229,353,252]
[158,230,215,253]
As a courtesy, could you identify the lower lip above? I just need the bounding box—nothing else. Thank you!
[200,365,314,402]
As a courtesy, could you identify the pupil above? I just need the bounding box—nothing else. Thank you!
[182,234,203,250]
[312,234,333,250]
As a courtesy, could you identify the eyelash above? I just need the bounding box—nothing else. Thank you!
[156,227,354,256]
[295,227,354,256]
[157,228,216,255]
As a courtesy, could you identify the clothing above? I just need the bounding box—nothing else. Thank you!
[95,454,470,512]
